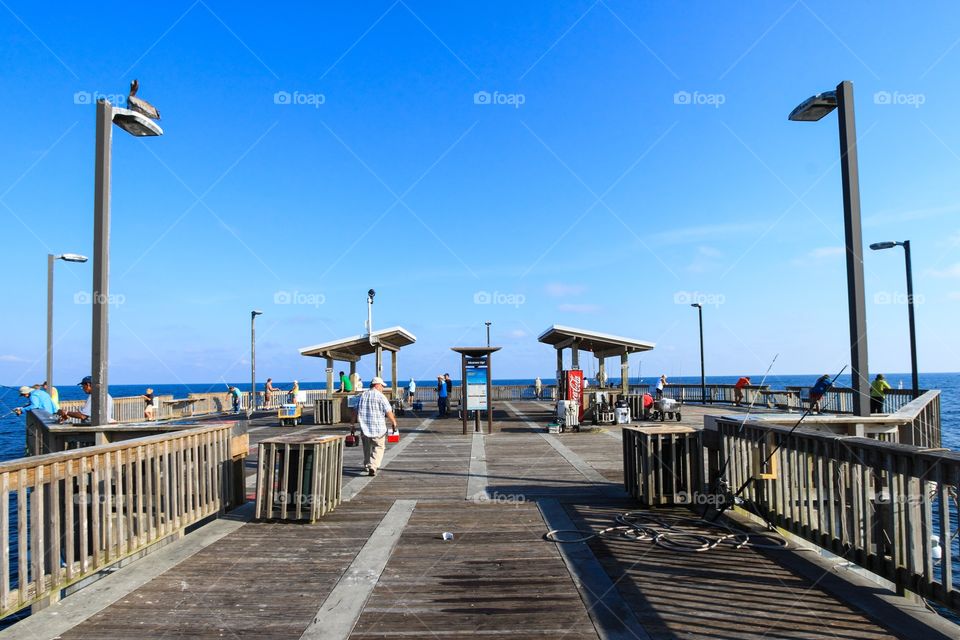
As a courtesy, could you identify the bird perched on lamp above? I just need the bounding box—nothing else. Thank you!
[127,79,161,120]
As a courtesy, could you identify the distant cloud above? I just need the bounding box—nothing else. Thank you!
[687,245,724,272]
[791,246,843,266]
[558,303,601,313]
[509,329,527,338]
[927,263,960,278]
[545,282,586,297]
[650,222,755,245]
[947,292,960,300]
[865,203,960,226]
[0,355,27,362]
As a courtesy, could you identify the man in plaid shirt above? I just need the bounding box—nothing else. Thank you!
[351,376,398,476]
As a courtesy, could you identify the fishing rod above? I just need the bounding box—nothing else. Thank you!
[698,353,779,519]
[709,365,848,523]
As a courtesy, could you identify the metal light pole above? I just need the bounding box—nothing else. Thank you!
[47,253,88,395]
[789,80,870,416]
[690,303,706,403]
[485,321,491,347]
[90,97,163,426]
[249,310,263,417]
[870,240,919,398]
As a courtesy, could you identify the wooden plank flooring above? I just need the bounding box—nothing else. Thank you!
[39,402,934,639]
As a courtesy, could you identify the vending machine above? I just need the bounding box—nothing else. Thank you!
[556,369,584,425]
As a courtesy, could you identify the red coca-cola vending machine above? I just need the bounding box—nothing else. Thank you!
[564,369,584,422]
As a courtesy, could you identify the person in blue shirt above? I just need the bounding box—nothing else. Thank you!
[437,375,448,418]
[14,385,56,416]
[809,375,831,413]
[228,386,242,413]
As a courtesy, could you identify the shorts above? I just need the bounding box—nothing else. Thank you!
[809,392,823,402]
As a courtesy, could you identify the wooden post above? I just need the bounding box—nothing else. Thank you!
[598,357,606,388]
[390,350,398,399]
[487,351,494,433]
[375,346,383,378]
[461,355,468,435]
[571,342,579,369]
[325,358,334,399]
[621,352,629,396]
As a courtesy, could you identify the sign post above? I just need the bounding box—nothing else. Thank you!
[452,347,500,434]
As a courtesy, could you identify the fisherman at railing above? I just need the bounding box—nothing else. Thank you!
[57,376,114,423]
[12,384,56,417]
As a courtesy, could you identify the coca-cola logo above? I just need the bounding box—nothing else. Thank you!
[569,376,581,394]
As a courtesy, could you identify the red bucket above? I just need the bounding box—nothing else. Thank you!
[345,434,359,447]
[387,431,400,443]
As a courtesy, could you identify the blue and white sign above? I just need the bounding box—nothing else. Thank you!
[466,367,488,411]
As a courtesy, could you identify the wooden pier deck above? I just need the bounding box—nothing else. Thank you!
[6,403,957,639]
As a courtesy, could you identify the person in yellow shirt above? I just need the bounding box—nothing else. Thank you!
[870,374,891,414]
[41,382,60,412]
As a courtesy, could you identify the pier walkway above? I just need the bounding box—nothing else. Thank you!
[6,403,957,639]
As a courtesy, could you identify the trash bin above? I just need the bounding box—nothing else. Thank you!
[615,407,631,424]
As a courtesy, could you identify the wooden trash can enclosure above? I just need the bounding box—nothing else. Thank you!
[313,398,343,425]
[622,425,704,507]
[255,434,344,522]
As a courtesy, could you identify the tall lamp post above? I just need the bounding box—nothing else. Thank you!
[91,96,163,426]
[789,81,870,416]
[249,310,263,417]
[870,240,918,399]
[485,321,491,347]
[690,303,706,403]
[47,253,88,394]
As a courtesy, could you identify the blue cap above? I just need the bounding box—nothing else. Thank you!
[79,376,92,386]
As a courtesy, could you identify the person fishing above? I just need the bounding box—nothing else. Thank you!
[13,385,56,416]
[808,374,831,413]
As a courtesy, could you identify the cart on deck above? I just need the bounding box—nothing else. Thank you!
[651,397,682,422]
[278,403,302,426]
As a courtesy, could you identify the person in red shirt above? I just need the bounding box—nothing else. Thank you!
[734,376,751,406]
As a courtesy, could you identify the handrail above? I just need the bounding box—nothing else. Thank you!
[712,416,960,613]
[0,422,237,619]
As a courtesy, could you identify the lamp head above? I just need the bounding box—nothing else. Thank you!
[367,289,376,301]
[58,253,88,263]
[788,90,838,122]
[869,241,898,251]
[690,303,702,309]
[252,310,263,317]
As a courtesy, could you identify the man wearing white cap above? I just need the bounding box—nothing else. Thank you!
[14,385,56,416]
[351,376,397,476]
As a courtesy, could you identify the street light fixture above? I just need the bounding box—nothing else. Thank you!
[47,253,88,396]
[91,95,163,426]
[485,321,491,347]
[789,80,871,416]
[870,240,919,399]
[249,310,263,417]
[690,303,706,404]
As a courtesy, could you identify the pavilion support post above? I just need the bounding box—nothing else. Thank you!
[556,349,563,389]
[621,352,629,396]
[598,358,606,388]
[390,350,398,399]
[326,358,334,398]
[461,355,468,435]
[487,352,494,433]
[571,342,579,369]
[375,346,383,378]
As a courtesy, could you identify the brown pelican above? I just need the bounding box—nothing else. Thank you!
[127,79,161,120]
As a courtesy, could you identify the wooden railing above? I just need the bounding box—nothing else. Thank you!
[893,390,942,448]
[0,423,241,619]
[712,416,960,613]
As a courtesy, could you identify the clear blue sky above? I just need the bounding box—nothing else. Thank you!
[2,1,959,386]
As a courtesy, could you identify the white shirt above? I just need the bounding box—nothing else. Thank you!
[81,393,114,422]
[409,380,416,393]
